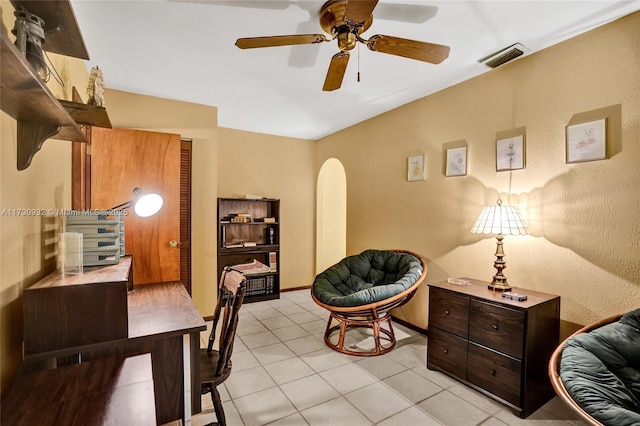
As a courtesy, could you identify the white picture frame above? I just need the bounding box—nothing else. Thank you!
[496,134,525,171]
[407,155,425,181]
[566,118,608,163]
[445,146,467,177]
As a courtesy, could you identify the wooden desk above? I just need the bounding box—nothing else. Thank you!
[2,353,156,425]
[23,270,206,424]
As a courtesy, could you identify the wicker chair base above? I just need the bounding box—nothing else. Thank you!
[323,311,397,357]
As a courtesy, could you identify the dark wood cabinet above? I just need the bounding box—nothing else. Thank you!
[23,256,132,356]
[427,279,560,418]
[217,198,280,303]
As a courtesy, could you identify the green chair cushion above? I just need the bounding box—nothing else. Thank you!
[560,308,640,426]
[312,250,423,307]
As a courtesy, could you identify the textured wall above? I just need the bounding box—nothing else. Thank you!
[217,128,317,291]
[316,12,640,328]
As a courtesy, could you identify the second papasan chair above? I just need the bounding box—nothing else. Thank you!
[311,249,427,356]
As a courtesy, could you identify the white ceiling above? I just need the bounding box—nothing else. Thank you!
[70,0,639,140]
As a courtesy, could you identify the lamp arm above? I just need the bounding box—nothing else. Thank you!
[110,200,132,211]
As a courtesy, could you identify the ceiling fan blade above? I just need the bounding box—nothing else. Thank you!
[323,51,350,92]
[367,35,450,64]
[344,0,379,25]
[235,34,328,49]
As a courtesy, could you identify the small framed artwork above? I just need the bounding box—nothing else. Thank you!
[496,134,525,171]
[407,155,425,181]
[566,118,608,163]
[445,146,467,176]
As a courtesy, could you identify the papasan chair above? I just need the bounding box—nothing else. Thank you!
[311,249,427,356]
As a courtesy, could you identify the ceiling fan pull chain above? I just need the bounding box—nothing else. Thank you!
[357,43,361,82]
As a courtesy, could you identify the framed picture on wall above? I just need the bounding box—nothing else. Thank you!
[566,118,608,163]
[407,155,425,181]
[445,146,467,176]
[496,134,525,171]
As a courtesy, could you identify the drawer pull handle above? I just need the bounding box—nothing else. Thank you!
[491,324,499,330]
[490,369,496,376]
[442,349,449,354]
[444,309,450,315]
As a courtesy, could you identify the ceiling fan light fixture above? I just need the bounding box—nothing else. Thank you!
[337,31,357,51]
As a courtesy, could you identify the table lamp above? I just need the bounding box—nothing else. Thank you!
[470,199,528,291]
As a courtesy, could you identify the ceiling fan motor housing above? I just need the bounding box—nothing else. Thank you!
[320,0,373,36]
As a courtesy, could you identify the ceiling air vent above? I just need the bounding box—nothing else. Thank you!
[479,43,529,69]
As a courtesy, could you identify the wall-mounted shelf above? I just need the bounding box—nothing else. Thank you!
[0,31,87,170]
[10,0,90,60]
[59,100,112,128]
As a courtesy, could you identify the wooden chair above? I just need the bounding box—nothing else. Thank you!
[200,267,247,426]
[548,314,623,426]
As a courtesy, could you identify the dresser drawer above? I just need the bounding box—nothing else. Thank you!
[468,343,522,407]
[429,287,470,338]
[469,300,525,359]
[427,327,468,380]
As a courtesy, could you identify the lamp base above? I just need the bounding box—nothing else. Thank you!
[487,281,512,292]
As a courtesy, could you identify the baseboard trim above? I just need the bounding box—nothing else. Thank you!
[282,285,312,292]
[391,316,428,336]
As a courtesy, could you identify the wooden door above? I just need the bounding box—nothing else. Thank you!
[91,127,181,285]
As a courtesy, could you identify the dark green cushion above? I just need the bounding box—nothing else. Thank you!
[312,250,423,307]
[560,308,640,425]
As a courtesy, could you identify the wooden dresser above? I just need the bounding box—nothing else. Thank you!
[427,278,560,418]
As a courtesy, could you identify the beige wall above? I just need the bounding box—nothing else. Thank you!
[217,128,316,289]
[0,0,90,392]
[103,89,218,316]
[316,12,640,328]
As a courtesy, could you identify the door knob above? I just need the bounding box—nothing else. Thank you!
[169,240,181,248]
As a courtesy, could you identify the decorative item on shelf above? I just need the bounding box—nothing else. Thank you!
[58,232,83,275]
[231,259,271,275]
[86,65,105,107]
[255,217,276,223]
[268,251,277,272]
[12,6,48,82]
[470,198,528,291]
[111,187,164,217]
[266,227,275,245]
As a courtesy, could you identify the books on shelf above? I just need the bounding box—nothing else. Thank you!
[225,241,257,248]
[269,251,277,272]
[243,275,276,296]
[229,213,251,223]
[254,217,276,223]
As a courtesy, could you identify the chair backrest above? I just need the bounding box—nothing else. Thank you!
[208,267,246,377]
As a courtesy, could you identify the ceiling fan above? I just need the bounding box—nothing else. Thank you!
[235,0,450,91]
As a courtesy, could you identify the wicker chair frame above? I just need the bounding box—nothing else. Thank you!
[548,313,623,426]
[311,250,427,357]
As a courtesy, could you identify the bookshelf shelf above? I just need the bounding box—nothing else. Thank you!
[217,198,280,303]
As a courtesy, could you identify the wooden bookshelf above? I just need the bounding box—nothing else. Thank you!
[217,198,280,303]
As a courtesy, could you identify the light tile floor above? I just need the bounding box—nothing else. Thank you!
[192,289,586,426]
